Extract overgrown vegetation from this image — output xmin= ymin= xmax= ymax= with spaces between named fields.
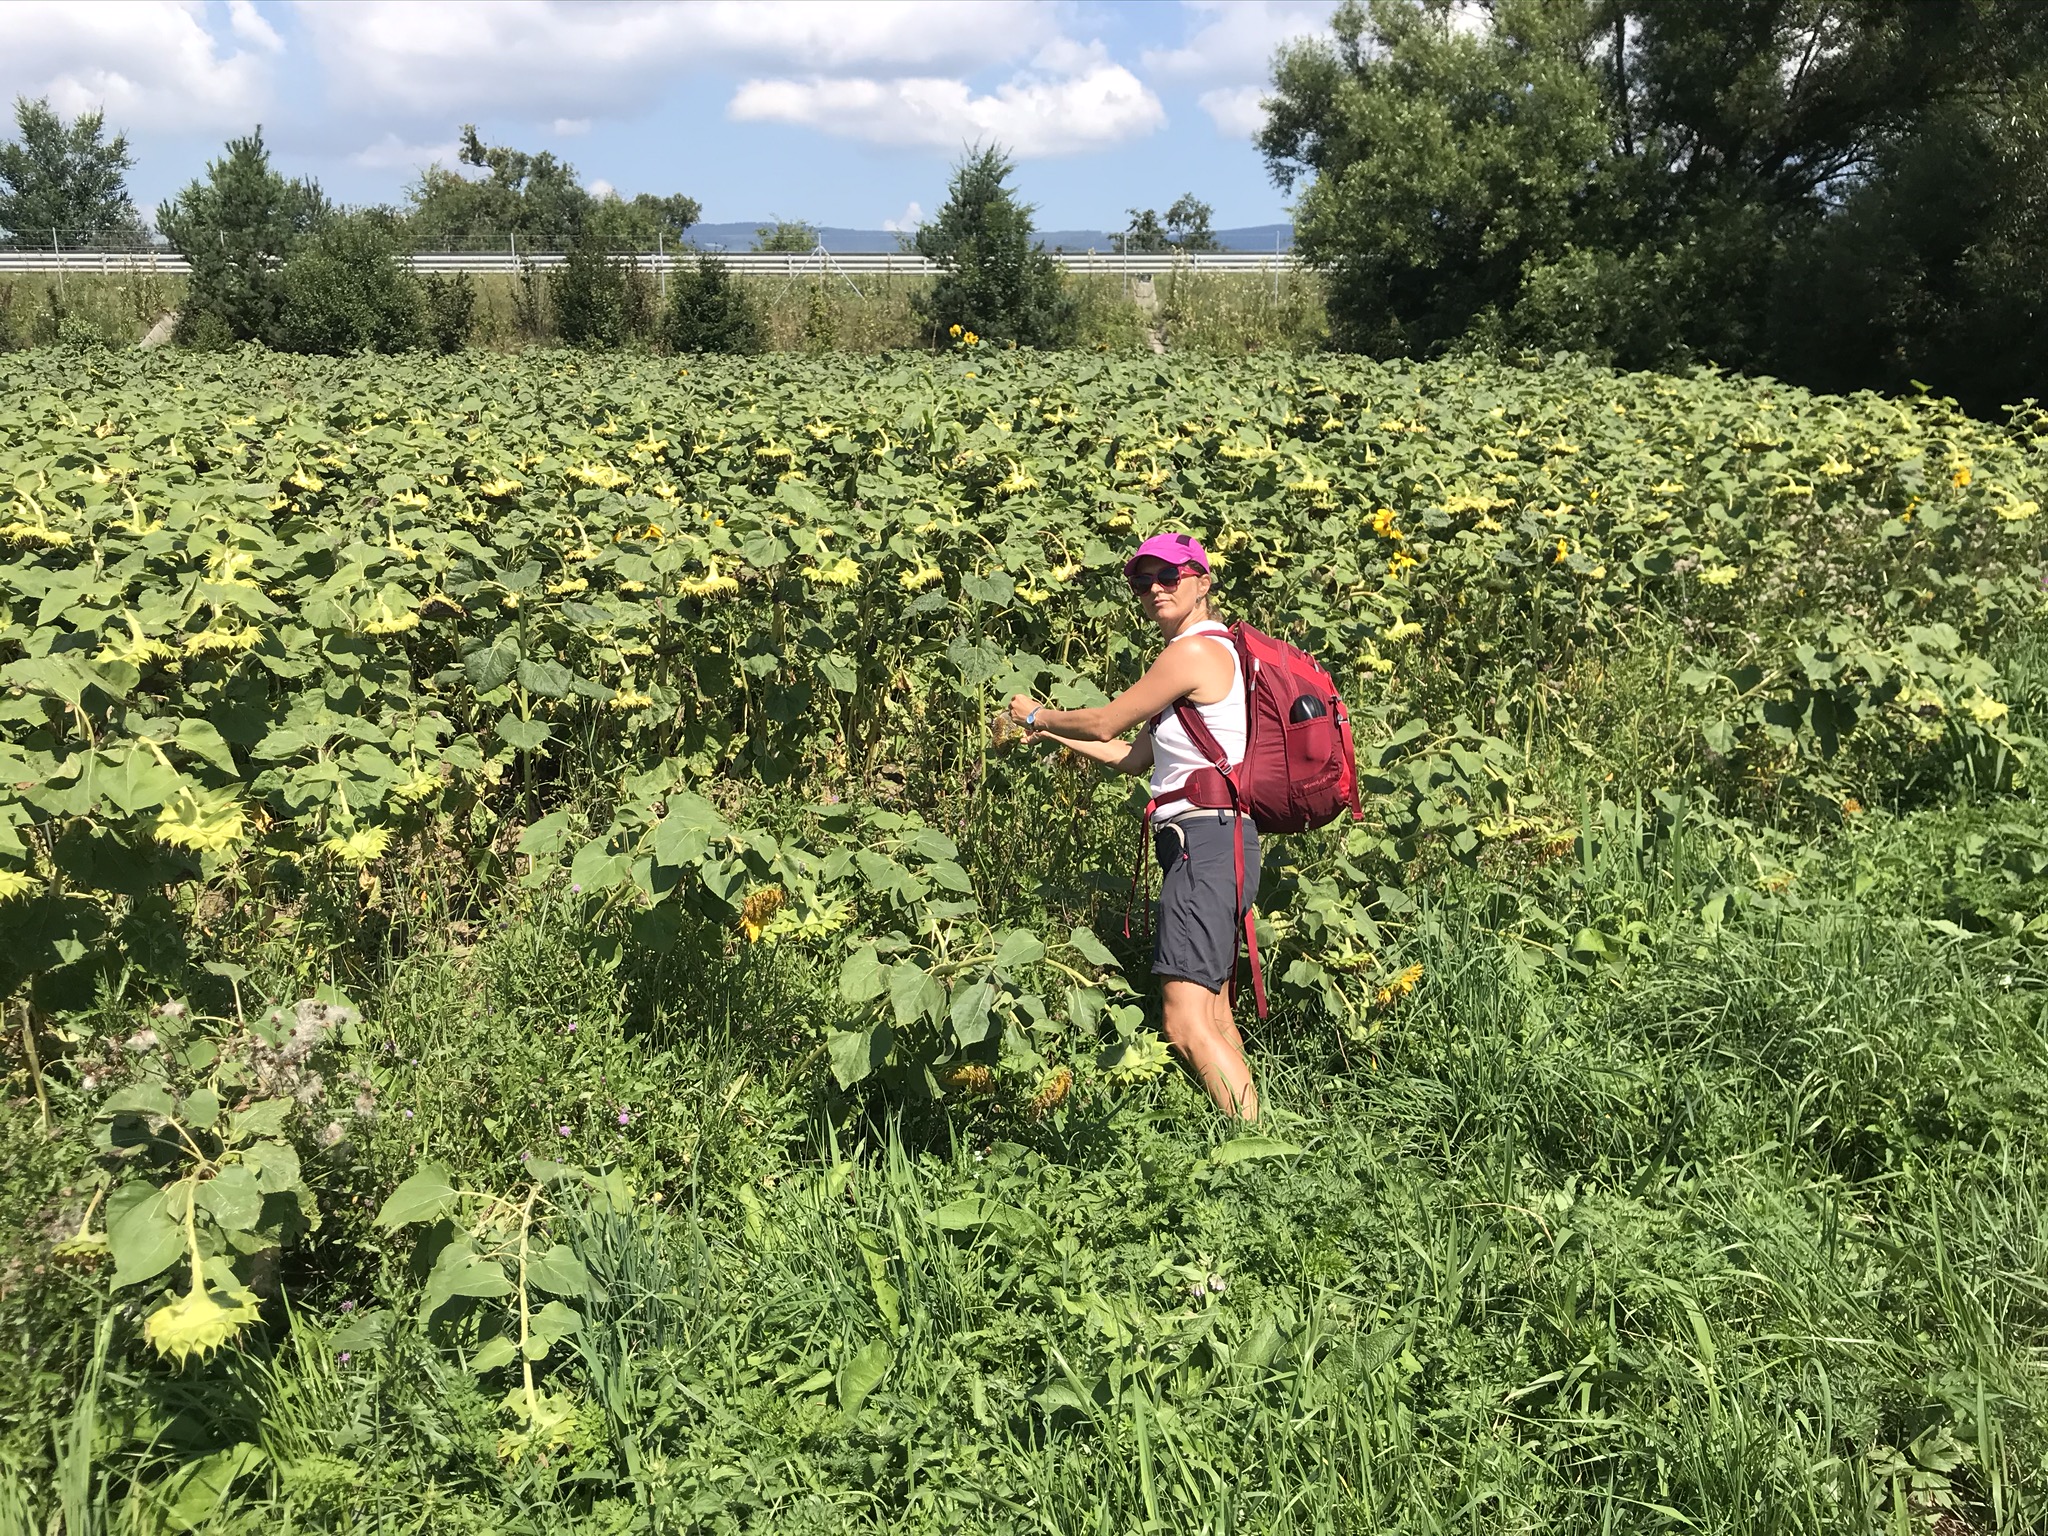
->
xmin=274 ymin=213 xmax=428 ymax=356
xmin=155 ymin=128 xmax=328 ymax=349
xmin=405 ymin=125 xmax=698 ymax=256
xmin=661 ymin=256 xmax=766 ymax=355
xmin=1263 ymin=0 xmax=2048 ymax=412
xmin=0 ymin=96 xmax=145 ymax=247
xmin=912 ymin=147 xmax=1077 ymax=349
xmin=1 ymin=347 xmax=2045 ymax=1530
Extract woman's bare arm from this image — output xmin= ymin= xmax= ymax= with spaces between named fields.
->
xmin=1010 ymin=634 xmax=1233 ymax=743
xmin=1031 ymin=725 xmax=1154 ymax=776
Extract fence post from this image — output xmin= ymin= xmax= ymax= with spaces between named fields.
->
xmin=53 ymin=228 xmax=63 ymax=299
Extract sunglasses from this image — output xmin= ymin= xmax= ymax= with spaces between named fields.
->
xmin=1127 ymin=562 xmax=1202 ymax=594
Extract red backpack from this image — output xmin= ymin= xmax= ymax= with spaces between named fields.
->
xmin=1129 ymin=622 xmax=1364 ymax=1017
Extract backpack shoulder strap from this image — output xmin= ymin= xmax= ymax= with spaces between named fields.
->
xmin=1171 ymin=698 xmax=1231 ymax=772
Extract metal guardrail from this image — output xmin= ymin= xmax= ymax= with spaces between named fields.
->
xmin=0 ymin=248 xmax=1298 ymax=277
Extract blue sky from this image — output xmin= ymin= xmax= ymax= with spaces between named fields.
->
xmin=4 ymin=1 xmax=1338 ymax=235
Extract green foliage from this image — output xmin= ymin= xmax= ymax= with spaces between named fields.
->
xmin=913 ymin=146 xmax=1077 ymax=348
xmin=4 ymin=348 xmax=2048 ymax=1530
xmin=752 ymin=220 xmax=819 ymax=253
xmin=0 ymin=345 xmax=2041 ymax=1034
xmin=157 ymin=128 xmax=328 ymax=346
xmin=586 ymin=190 xmax=700 ymax=253
xmin=406 ymin=125 xmax=699 ymax=254
xmin=662 ymin=255 xmax=766 ymax=353
xmin=275 ymin=212 xmax=426 ymax=355
xmin=0 ymin=96 xmax=144 ymax=244
xmin=1263 ymin=0 xmax=2048 ymax=411
xmin=1262 ymin=0 xmax=1611 ymax=357
xmin=421 ymin=272 xmax=477 ymax=353
xmin=1115 ymin=194 xmax=1222 ymax=254
xmin=549 ymin=228 xmax=647 ymax=350
xmin=88 ymin=996 xmax=355 ymax=1363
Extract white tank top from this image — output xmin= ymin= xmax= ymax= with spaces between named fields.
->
xmin=1149 ymin=620 xmax=1246 ymax=811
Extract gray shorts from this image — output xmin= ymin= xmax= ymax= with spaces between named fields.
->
xmin=1153 ymin=812 xmax=1261 ymax=993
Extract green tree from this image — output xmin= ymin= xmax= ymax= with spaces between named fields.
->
xmin=406 ymin=125 xmax=698 ymax=252
xmin=1165 ymin=195 xmax=1221 ymax=252
xmin=1113 ymin=209 xmax=1171 ymax=254
xmin=420 ymin=273 xmax=478 ymax=353
xmin=753 ymin=220 xmax=819 ymax=253
xmin=1114 ymin=195 xmax=1223 ymax=254
xmin=662 ymin=255 xmax=766 ymax=354
xmin=913 ymin=146 xmax=1076 ymax=348
xmin=275 ymin=211 xmax=426 ymax=354
xmin=551 ymin=225 xmax=659 ymax=349
xmin=593 ymin=192 xmax=699 ymax=250
xmin=0 ymin=97 xmax=144 ymax=245
xmin=1261 ymin=0 xmax=2048 ymax=408
xmin=1260 ymin=0 xmax=1610 ymax=357
xmin=157 ymin=128 xmax=328 ymax=346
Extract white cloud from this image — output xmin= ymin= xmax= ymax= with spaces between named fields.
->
xmin=586 ymin=177 xmax=615 ymax=198
xmin=0 ymin=0 xmax=274 ymax=134
xmin=1142 ymin=1 xmax=1335 ymax=85
xmin=729 ymin=61 xmax=1164 ymax=158
xmin=1198 ymin=85 xmax=1269 ymax=140
xmin=883 ymin=200 xmax=923 ymax=232
xmin=227 ymin=0 xmax=284 ymax=54
xmin=1448 ymin=2 xmax=1494 ymax=36
xmin=349 ymin=132 xmax=463 ymax=172
xmin=553 ymin=118 xmax=591 ymax=135
xmin=295 ymin=1 xmax=1060 ymax=126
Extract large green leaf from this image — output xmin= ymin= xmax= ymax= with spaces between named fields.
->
xmin=107 ymin=1181 xmax=184 ymax=1288
xmin=949 ymin=977 xmax=997 ymax=1048
xmin=420 ymin=1243 xmax=514 ymax=1323
xmin=992 ymin=929 xmax=1045 ymax=975
xmin=376 ymin=1163 xmax=456 ymax=1229
xmin=837 ymin=1337 xmax=894 ymax=1416
xmin=826 ymin=1025 xmax=890 ymax=1089
xmin=888 ymin=959 xmax=942 ymax=1028
xmin=196 ymin=1164 xmax=263 ymax=1233
xmin=525 ymin=1245 xmax=593 ymax=1299
xmin=464 ymin=637 xmax=521 ymax=692
xmin=1210 ymin=1136 xmax=1306 ymax=1167
xmin=838 ymin=944 xmax=886 ymax=1004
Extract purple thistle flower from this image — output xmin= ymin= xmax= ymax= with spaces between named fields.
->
xmin=617 ymin=1110 xmax=631 ymax=1125
xmin=338 ymin=1351 xmax=351 ymax=1364
xmin=403 ymin=1109 xmax=414 ymax=1120
xmin=340 ymin=1299 xmax=356 ymax=1313
xmin=558 ymin=1124 xmax=571 ymax=1137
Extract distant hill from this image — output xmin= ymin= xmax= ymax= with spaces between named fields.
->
xmin=682 ymin=222 xmax=1293 ymax=255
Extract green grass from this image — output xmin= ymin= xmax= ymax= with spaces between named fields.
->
xmin=6 ymin=780 xmax=2045 ymax=1533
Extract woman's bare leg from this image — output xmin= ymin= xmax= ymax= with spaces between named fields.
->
xmin=1161 ymin=978 xmax=1258 ymax=1121
xmin=1214 ymin=984 xmax=1247 ymax=1059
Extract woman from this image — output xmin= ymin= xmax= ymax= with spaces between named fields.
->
xmin=1007 ymin=532 xmax=1261 ymax=1121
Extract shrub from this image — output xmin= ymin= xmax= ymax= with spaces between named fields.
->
xmin=551 ymin=229 xmax=644 ymax=350
xmin=913 ymin=146 xmax=1076 ymax=349
xmin=157 ymin=128 xmax=327 ymax=347
xmin=422 ymin=273 xmax=477 ymax=353
xmin=275 ymin=213 xmax=425 ymax=354
xmin=662 ymin=255 xmax=765 ymax=354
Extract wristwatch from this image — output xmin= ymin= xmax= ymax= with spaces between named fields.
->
xmin=1026 ymin=707 xmax=1041 ymax=728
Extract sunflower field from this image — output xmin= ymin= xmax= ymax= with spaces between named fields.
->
xmin=3 ymin=346 xmax=2047 ymax=1533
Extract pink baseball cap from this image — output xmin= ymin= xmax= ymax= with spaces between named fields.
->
xmin=1123 ymin=531 xmax=1210 ymax=578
